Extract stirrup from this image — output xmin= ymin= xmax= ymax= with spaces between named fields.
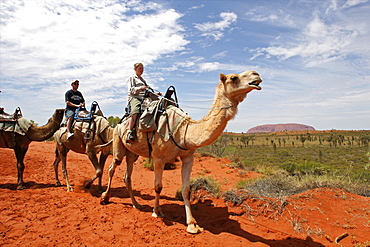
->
xmin=126 ymin=130 xmax=135 ymax=143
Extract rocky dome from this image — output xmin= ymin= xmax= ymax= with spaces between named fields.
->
xmin=247 ymin=123 xmax=315 ymax=133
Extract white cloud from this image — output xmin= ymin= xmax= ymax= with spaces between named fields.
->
xmin=245 ymin=8 xmax=295 ymax=28
xmin=342 ymin=0 xmax=369 ymax=8
xmin=0 ymin=0 xmax=189 ymax=122
xmin=194 ymin=12 xmax=237 ymax=40
xmin=252 ymin=14 xmax=360 ymax=67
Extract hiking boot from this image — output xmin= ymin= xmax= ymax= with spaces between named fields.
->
xmin=67 ymin=132 xmax=74 ymax=140
xmin=126 ymin=130 xmax=135 ymax=143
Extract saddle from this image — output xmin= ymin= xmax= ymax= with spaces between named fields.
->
xmin=0 ymin=107 xmax=23 ymax=122
xmin=73 ymin=101 xmax=103 ymax=140
xmin=129 ymin=86 xmax=179 ymax=133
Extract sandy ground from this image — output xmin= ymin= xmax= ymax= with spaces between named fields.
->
xmin=1 ymin=141 xmax=369 ymax=247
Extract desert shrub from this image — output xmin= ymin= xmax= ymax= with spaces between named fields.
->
xmin=143 ymin=159 xmax=176 ymax=171
xmin=279 ymin=161 xmax=330 ymax=176
xmin=237 ymin=172 xmax=370 ymax=198
xmin=175 ymin=176 xmax=221 ymax=201
xmin=280 ymin=162 xmax=298 ymax=174
xmin=223 ymin=189 xmax=248 ymax=205
xmin=143 ymin=158 xmax=154 ymax=170
xmin=241 ymin=176 xmax=300 ymax=198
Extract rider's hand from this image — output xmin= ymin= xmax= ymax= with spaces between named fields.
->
xmin=141 ymin=86 xmax=148 ymax=91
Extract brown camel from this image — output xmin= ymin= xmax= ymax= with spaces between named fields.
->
xmin=53 ymin=116 xmax=114 ymax=193
xmin=0 ymin=109 xmax=65 ymax=189
xmin=101 ymin=70 xmax=262 ymax=233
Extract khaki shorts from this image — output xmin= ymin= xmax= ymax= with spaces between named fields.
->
xmin=129 ymin=98 xmax=141 ymax=115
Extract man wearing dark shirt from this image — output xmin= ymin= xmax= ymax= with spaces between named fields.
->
xmin=65 ymin=80 xmax=85 ymax=139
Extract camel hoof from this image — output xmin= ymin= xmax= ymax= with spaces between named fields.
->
xmin=55 ymin=182 xmax=62 ymax=187
xmin=84 ymin=181 xmax=92 ymax=189
xmin=152 ymin=211 xmax=164 ymax=218
xmin=186 ymin=224 xmax=203 ymax=234
xmin=100 ymin=193 xmax=110 ymax=205
xmin=17 ymin=185 xmax=26 ymax=190
xmin=133 ymin=203 xmax=144 ymax=209
xmin=67 ymin=186 xmax=74 ymax=192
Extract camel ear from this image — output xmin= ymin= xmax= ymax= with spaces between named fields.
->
xmin=220 ymin=73 xmax=227 ymax=83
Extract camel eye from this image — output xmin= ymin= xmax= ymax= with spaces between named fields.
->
xmin=230 ymin=76 xmax=239 ymax=84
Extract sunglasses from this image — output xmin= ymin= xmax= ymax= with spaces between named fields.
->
xmin=73 ymin=83 xmax=79 ymax=85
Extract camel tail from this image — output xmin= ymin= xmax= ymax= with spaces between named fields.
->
xmin=94 ymin=139 xmax=113 ymax=153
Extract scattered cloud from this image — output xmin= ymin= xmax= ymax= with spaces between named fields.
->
xmin=251 ymin=14 xmax=359 ymax=67
xmin=194 ymin=12 xmax=237 ymax=40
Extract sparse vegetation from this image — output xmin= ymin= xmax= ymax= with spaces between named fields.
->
xmin=176 ymin=176 xmax=221 ymax=201
xmin=199 ymin=130 xmax=370 ymax=197
xmin=143 ymin=158 xmax=176 ymax=171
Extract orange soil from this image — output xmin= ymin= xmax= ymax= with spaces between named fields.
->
xmin=1 ymin=141 xmax=369 ymax=247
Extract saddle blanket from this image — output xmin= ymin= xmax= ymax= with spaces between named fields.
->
xmin=118 ymin=105 xmax=189 ymax=141
xmin=55 ymin=116 xmax=109 ymax=145
xmin=0 ymin=117 xmax=32 ymax=135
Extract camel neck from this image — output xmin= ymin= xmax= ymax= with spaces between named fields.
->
xmin=184 ymin=86 xmax=239 ymax=149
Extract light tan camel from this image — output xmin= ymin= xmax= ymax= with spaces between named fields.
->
xmin=101 ymin=70 xmax=262 ymax=233
xmin=53 ymin=116 xmax=114 ymax=193
xmin=0 ymin=109 xmax=65 ymax=189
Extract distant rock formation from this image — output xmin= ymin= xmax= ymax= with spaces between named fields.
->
xmin=247 ymin=123 xmax=315 ymax=133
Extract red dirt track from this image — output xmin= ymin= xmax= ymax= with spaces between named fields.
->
xmin=1 ymin=141 xmax=369 ymax=246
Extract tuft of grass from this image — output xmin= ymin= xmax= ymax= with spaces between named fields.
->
xmin=175 ymin=176 xmax=221 ymax=201
xmin=143 ymin=158 xmax=154 ymax=170
xmin=143 ymin=158 xmax=176 ymax=171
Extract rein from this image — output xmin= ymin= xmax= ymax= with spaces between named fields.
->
xmin=163 ymin=98 xmax=233 ymax=110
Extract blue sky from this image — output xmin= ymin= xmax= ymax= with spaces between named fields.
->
xmin=1 ymin=0 xmax=369 ymax=132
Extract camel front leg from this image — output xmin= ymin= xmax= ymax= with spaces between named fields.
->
xmin=181 ymin=154 xmax=203 ymax=234
xmin=96 ymin=152 xmax=109 ymax=193
xmin=85 ymin=150 xmax=103 ymax=192
xmin=124 ymin=151 xmax=142 ymax=209
xmin=14 ymin=144 xmax=27 ymax=190
xmin=152 ymin=159 xmax=165 ymax=218
xmin=100 ymin=158 xmax=121 ymax=205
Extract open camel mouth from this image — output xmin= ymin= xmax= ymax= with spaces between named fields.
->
xmin=249 ymin=79 xmax=262 ymax=90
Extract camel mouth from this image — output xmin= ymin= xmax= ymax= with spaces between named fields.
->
xmin=249 ymin=79 xmax=262 ymax=90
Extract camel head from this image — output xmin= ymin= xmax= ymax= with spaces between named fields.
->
xmin=220 ymin=70 xmax=262 ymax=102
xmin=53 ymin=109 xmax=65 ymax=125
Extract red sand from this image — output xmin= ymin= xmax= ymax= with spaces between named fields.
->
xmin=1 ymin=141 xmax=369 ymax=246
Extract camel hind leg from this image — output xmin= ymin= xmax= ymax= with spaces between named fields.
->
xmin=14 ymin=143 xmax=27 ymax=190
xmin=58 ymin=146 xmax=73 ymax=192
xmin=152 ymin=158 xmax=165 ymax=218
xmin=124 ymin=151 xmax=141 ymax=208
xmin=52 ymin=147 xmax=62 ymax=186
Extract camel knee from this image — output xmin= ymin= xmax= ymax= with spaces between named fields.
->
xmin=154 ymin=185 xmax=162 ymax=194
xmin=96 ymin=168 xmax=103 ymax=177
xmin=183 ymin=190 xmax=191 ymax=201
xmin=124 ymin=175 xmax=131 ymax=184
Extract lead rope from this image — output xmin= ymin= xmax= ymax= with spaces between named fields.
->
xmin=165 ymin=110 xmax=188 ymax=151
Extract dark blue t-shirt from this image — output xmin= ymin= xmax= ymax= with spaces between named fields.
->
xmin=65 ymin=89 xmax=85 ymax=111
